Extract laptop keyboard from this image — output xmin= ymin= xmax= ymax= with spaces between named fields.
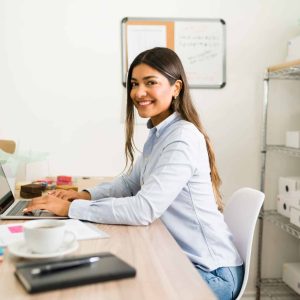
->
xmin=7 ymin=201 xmax=40 ymax=216
xmin=7 ymin=201 xmax=56 ymax=217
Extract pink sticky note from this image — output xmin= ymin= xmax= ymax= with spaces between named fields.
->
xmin=8 ymin=225 xmax=24 ymax=234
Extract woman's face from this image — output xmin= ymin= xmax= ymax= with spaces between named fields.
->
xmin=130 ymin=63 xmax=181 ymax=126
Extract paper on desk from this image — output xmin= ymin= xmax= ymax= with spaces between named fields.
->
xmin=66 ymin=219 xmax=109 ymax=240
xmin=0 ymin=219 xmax=109 ymax=247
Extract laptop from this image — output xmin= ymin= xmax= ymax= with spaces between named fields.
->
xmin=0 ymin=163 xmax=67 ymax=219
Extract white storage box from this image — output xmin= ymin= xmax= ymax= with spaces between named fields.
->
xmin=279 ymin=177 xmax=300 ymax=194
xmin=290 ymin=207 xmax=300 ymax=228
xmin=286 ymin=131 xmax=300 ymax=148
xmin=286 ymin=35 xmax=300 ymax=61
xmin=288 ymin=191 xmax=300 ymax=210
xmin=277 ymin=194 xmax=292 ymax=218
xmin=283 ymin=262 xmax=300 ymax=295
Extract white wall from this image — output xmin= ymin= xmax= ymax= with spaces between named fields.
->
xmin=1 ymin=0 xmax=300 ymax=295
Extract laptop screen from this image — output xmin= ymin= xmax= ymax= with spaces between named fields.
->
xmin=0 ymin=164 xmax=15 ymax=213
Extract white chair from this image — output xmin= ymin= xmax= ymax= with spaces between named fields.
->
xmin=223 ymin=187 xmax=265 ymax=300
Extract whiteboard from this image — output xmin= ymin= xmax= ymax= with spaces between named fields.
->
xmin=121 ymin=18 xmax=226 ymax=89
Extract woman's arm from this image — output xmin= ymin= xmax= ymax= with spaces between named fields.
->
xmin=69 ymin=130 xmax=203 ymax=225
xmin=24 ymin=156 xmax=143 ymax=216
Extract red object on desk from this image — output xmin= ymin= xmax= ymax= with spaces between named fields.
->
xmin=56 ymin=175 xmax=72 ymax=185
xmin=57 ymin=176 xmax=72 ymax=182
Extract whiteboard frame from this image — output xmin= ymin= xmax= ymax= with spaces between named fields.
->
xmin=121 ymin=17 xmax=226 ymax=89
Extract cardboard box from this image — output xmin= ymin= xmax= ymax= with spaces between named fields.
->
xmin=283 ymin=262 xmax=300 ymax=294
xmin=279 ymin=177 xmax=300 ymax=194
xmin=286 ymin=131 xmax=300 ymax=148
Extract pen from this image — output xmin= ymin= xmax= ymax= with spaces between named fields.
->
xmin=30 ymin=256 xmax=100 ymax=276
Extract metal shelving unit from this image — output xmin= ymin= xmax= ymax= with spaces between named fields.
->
xmin=260 ymin=278 xmax=300 ymax=299
xmin=263 ymin=210 xmax=300 ymax=239
xmin=267 ymin=60 xmax=300 ymax=79
xmin=257 ymin=59 xmax=300 ymax=300
xmin=266 ymin=145 xmax=300 ymax=158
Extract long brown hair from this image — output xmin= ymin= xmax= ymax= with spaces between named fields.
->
xmin=125 ymin=47 xmax=223 ymax=211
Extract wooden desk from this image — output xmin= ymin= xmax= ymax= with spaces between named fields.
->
xmin=0 ymin=178 xmax=216 ymax=299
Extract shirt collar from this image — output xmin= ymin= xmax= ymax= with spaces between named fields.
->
xmin=146 ymin=112 xmax=181 ymax=137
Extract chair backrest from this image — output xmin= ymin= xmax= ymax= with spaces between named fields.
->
xmin=0 ymin=140 xmax=16 ymax=154
xmin=223 ymin=187 xmax=264 ymax=300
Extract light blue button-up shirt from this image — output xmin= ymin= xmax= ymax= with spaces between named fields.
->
xmin=69 ymin=112 xmax=243 ymax=271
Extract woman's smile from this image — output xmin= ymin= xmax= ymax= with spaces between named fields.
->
xmin=137 ymin=100 xmax=153 ymax=105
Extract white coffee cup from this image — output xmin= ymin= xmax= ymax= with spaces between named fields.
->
xmin=23 ymin=219 xmax=75 ymax=254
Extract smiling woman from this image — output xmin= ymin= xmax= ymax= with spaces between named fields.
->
xmin=25 ymin=47 xmax=244 ymax=300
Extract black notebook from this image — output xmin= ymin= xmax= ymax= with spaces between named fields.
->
xmin=15 ymin=252 xmax=136 ymax=294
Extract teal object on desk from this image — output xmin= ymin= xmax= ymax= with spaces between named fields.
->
xmin=0 ymin=247 xmax=4 ymax=262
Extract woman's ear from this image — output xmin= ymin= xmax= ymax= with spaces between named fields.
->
xmin=173 ymin=80 xmax=183 ymax=97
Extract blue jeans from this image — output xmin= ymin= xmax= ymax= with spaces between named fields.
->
xmin=195 ymin=265 xmax=244 ymax=300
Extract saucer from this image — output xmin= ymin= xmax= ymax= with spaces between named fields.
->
xmin=8 ymin=239 xmax=79 ymax=259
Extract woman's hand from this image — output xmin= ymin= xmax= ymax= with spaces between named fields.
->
xmin=23 ymin=194 xmax=71 ymax=217
xmin=47 ymin=189 xmax=91 ymax=201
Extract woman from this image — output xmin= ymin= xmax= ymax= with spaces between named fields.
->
xmin=25 ymin=47 xmax=244 ymax=300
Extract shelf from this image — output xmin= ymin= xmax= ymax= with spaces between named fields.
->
xmin=267 ymin=59 xmax=300 ymax=80
xmin=260 ymin=278 xmax=300 ymax=299
xmin=266 ymin=145 xmax=300 ymax=158
xmin=259 ymin=60 xmax=300 ymax=300
xmin=263 ymin=210 xmax=300 ymax=239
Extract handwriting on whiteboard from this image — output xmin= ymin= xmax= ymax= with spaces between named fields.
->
xmin=175 ymin=22 xmax=223 ymax=85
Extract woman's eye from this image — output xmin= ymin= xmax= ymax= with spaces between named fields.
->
xmin=131 ymin=82 xmax=138 ymax=87
xmin=146 ymin=81 xmax=157 ymax=86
